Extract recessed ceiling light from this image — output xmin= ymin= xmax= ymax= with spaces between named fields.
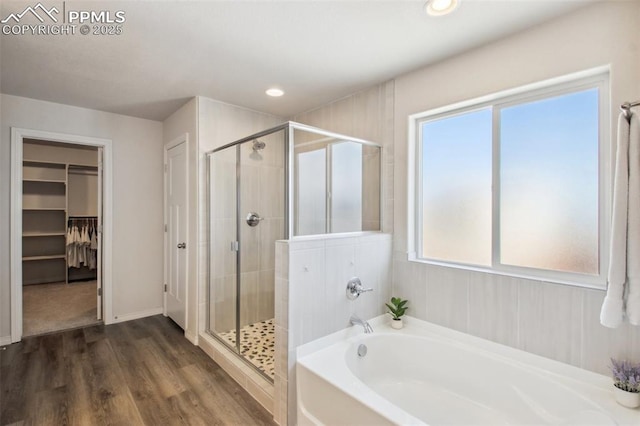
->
xmin=425 ymin=0 xmax=459 ymax=16
xmin=266 ymin=88 xmax=284 ymax=97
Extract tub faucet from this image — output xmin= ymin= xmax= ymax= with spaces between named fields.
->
xmin=350 ymin=315 xmax=374 ymax=334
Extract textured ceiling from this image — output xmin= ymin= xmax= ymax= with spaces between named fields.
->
xmin=0 ymin=0 xmax=594 ymax=121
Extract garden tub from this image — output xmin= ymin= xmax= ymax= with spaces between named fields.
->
xmin=296 ymin=316 xmax=639 ymax=425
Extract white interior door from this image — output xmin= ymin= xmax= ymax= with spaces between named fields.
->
xmin=166 ymin=141 xmax=187 ymax=329
xmin=97 ymin=148 xmax=103 ymax=320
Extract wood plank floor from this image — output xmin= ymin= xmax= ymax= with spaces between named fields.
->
xmin=0 ymin=315 xmax=275 ymax=426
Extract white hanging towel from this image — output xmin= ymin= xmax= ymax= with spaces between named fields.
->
xmin=627 ymin=113 xmax=640 ymax=325
xmin=601 ymin=112 xmax=640 ymax=327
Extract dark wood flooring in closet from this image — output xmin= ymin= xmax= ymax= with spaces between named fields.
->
xmin=0 ymin=315 xmax=275 ymax=426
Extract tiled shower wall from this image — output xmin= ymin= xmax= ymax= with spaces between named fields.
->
xmin=274 ymin=233 xmax=392 ymax=426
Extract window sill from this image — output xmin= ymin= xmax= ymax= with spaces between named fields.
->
xmin=406 ymin=252 xmax=606 ymax=291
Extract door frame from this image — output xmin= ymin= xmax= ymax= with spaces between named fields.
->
xmin=10 ymin=127 xmax=113 ymax=343
xmin=163 ymin=133 xmax=189 ymax=331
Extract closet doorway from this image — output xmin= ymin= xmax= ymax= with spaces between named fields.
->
xmin=10 ymin=128 xmax=113 ymax=342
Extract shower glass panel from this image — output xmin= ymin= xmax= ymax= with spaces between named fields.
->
xmin=330 ymin=141 xmax=363 ymax=233
xmin=237 ymin=131 xmax=283 ymax=379
xmin=295 ymin=148 xmax=326 ymax=235
xmin=208 ymin=146 xmax=238 ymax=348
xmin=207 ymin=127 xmax=286 ymax=382
xmin=293 ymin=128 xmax=381 ymax=236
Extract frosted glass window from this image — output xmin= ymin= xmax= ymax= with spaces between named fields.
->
xmin=421 ymin=109 xmax=492 ymax=266
xmin=412 ymin=74 xmax=607 ymax=286
xmin=330 ymin=142 xmax=363 ymax=233
xmin=295 ymin=149 xmax=327 ymax=235
xmin=500 ymin=89 xmax=599 ymax=274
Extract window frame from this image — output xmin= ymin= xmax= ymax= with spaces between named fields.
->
xmin=407 ymin=68 xmax=610 ymax=289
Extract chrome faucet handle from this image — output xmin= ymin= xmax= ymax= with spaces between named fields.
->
xmin=346 ymin=277 xmax=373 ymax=300
xmin=246 ymin=212 xmax=264 ymax=227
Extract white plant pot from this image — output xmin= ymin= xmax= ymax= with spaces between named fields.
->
xmin=391 ymin=318 xmax=403 ymax=329
xmin=614 ymin=386 xmax=640 ymax=408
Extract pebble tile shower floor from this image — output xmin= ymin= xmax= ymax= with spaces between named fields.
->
xmin=218 ymin=318 xmax=275 ymax=379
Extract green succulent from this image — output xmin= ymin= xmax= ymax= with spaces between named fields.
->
xmin=386 ymin=297 xmax=408 ymax=320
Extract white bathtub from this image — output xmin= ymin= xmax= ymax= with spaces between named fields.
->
xmin=296 ymin=317 xmax=640 ymax=425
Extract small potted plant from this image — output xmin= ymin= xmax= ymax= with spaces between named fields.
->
xmin=386 ymin=297 xmax=408 ymax=329
xmin=609 ymin=358 xmax=640 ymax=408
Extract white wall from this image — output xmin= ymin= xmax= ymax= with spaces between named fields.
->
xmin=163 ymin=98 xmax=198 ymax=342
xmin=393 ymin=1 xmax=640 ymax=375
xmin=0 ymin=94 xmax=164 ymax=339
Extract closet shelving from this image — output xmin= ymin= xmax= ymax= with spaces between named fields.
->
xmin=22 ymin=160 xmax=67 ymax=284
xmin=22 ymin=157 xmax=98 ymax=285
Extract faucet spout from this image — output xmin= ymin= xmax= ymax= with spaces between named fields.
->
xmin=350 ymin=315 xmax=374 ymax=334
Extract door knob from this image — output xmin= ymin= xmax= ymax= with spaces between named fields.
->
xmin=177 ymin=243 xmax=186 ymax=249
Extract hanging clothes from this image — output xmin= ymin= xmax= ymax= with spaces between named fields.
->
xmin=66 ymin=223 xmax=77 ymax=267
xmin=66 ymin=217 xmax=98 ymax=270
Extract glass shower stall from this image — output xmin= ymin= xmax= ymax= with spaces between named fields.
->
xmin=206 ymin=122 xmax=381 ymax=381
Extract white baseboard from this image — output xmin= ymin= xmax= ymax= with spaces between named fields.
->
xmin=111 ymin=307 xmax=164 ymax=324
xmin=0 ymin=335 xmax=11 ymax=346
xmin=185 ymin=329 xmax=198 ymax=345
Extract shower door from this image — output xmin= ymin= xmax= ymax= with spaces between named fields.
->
xmin=209 ymin=145 xmax=238 ymax=352
xmin=208 ymin=128 xmax=286 ymax=382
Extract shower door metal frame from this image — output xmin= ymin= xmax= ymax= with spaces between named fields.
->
xmin=233 ymin=144 xmax=241 ymax=354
